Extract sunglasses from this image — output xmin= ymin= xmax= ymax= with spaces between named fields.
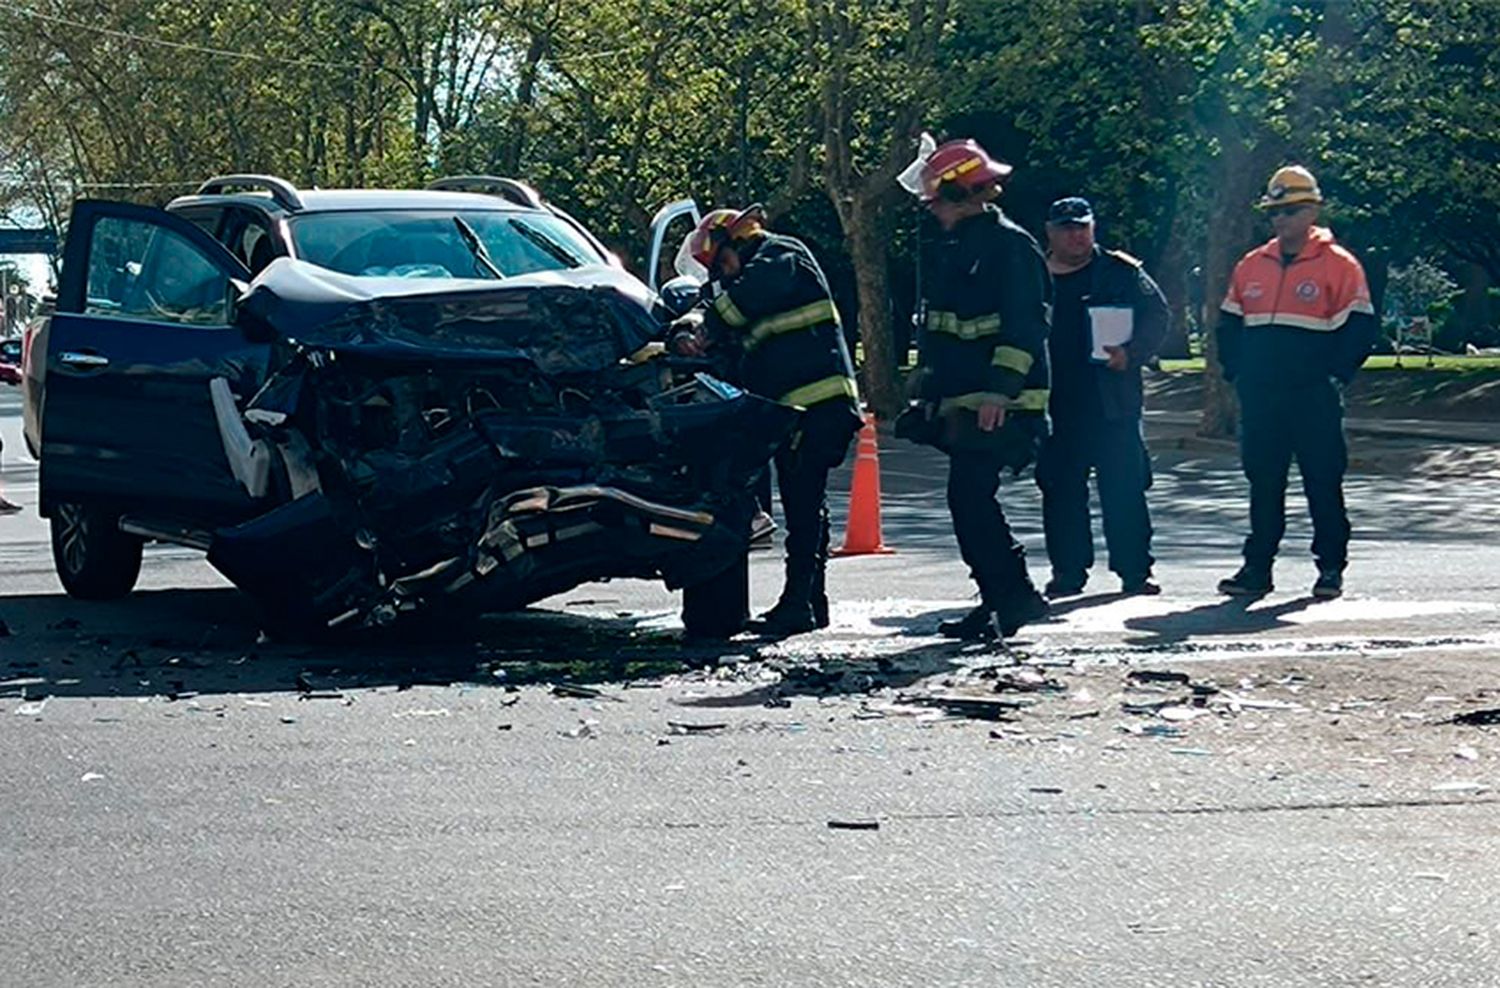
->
xmin=1266 ymin=204 xmax=1311 ymax=218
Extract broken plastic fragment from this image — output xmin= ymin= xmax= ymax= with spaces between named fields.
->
xmin=667 ymin=720 xmax=727 ymax=735
xmin=1430 ymin=781 xmax=1487 ymax=793
xmin=1127 ymin=669 xmax=1191 ymax=686
xmin=827 ymin=819 xmax=880 ymax=831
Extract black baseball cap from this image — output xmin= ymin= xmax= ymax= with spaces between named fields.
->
xmin=1047 ymin=196 xmax=1094 ymax=226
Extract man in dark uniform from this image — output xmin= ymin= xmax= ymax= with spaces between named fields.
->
xmin=671 ymin=206 xmax=862 ymax=636
xmin=897 ymin=137 xmax=1052 ymax=641
xmin=1035 ymin=197 xmax=1169 ymax=598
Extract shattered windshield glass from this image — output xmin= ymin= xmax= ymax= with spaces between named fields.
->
xmin=289 ymin=209 xmax=603 ymax=279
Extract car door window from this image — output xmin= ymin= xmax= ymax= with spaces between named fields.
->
xmin=84 ymin=216 xmax=233 ymax=327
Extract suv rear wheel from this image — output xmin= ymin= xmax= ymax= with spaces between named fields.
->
xmin=50 ymin=503 xmax=144 ymax=599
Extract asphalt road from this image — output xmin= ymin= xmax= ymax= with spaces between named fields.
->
xmin=4 ymin=387 xmax=1500 ymax=987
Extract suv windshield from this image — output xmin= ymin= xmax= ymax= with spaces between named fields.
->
xmin=289 ymin=209 xmax=604 ymax=279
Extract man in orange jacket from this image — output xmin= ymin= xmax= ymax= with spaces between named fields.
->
xmin=1216 ymin=165 xmax=1376 ymax=599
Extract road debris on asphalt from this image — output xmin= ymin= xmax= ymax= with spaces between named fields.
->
xmin=902 ymin=694 xmax=1030 ymax=721
xmin=1127 ymin=669 xmax=1192 ymax=686
xmin=667 ymin=720 xmax=727 ymax=735
xmin=1430 ymin=781 xmax=1488 ymax=794
xmin=552 ymin=683 xmax=606 ymax=700
xmin=827 ymin=819 xmax=880 ymax=831
xmin=1451 ymin=708 xmax=1500 ymax=727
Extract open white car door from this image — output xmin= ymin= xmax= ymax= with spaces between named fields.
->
xmin=646 ymin=199 xmax=701 ymax=293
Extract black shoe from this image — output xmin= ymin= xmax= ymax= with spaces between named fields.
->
xmin=748 ymin=600 xmax=818 ymax=637
xmin=1218 ymin=566 xmax=1273 ymax=597
xmin=811 ymin=573 xmax=830 ymax=629
xmin=1043 ymin=576 xmax=1086 ymax=600
xmin=1122 ymin=577 xmax=1162 ymax=596
xmin=996 ymin=590 xmax=1050 ymax=638
xmin=1312 ymin=568 xmax=1343 ymax=599
xmin=938 ymin=605 xmax=997 ymax=641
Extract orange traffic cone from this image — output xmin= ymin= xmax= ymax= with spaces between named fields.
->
xmin=833 ymin=412 xmax=895 ymax=556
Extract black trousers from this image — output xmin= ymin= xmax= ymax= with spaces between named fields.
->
xmin=1036 ymin=415 xmax=1154 ymax=585
xmin=946 ymin=449 xmax=1032 ymax=607
xmin=1238 ymin=380 xmax=1350 ymax=571
xmin=774 ymin=441 xmax=833 ymax=576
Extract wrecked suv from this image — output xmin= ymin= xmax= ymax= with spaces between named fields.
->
xmin=24 ymin=176 xmax=787 ymax=632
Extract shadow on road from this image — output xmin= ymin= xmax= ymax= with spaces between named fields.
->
xmin=1123 ymin=595 xmax=1323 ymax=646
xmin=0 ymin=588 xmax=778 ymax=700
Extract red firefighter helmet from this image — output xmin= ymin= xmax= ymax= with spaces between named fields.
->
xmin=918 ymin=139 xmax=1012 ymax=202
xmin=681 ymin=204 xmax=766 ymax=274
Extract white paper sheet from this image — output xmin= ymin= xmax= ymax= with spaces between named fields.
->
xmin=1088 ymin=305 xmax=1134 ymax=362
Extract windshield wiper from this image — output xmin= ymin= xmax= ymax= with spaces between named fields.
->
xmin=453 ymin=216 xmax=505 ymax=279
xmin=507 ymin=218 xmax=581 ymax=269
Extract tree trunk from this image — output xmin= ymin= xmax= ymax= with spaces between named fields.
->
xmin=1198 ymin=141 xmax=1270 ymax=438
xmin=1457 ymin=261 xmax=1494 ymax=345
xmin=845 ymin=197 xmax=901 ymax=418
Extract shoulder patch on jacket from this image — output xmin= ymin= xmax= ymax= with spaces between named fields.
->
xmin=1106 ymin=248 xmax=1142 ymax=268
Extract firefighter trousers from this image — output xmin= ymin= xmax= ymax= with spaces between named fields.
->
xmin=946 ymin=448 xmax=1034 ymax=608
xmin=1238 ymin=380 xmax=1350 ymax=572
xmin=1036 ymin=416 xmax=1155 ymax=586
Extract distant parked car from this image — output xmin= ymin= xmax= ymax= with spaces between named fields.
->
xmin=0 ymin=337 xmax=22 ymax=386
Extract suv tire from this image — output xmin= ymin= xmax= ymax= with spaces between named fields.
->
xmin=50 ymin=503 xmax=144 ymax=600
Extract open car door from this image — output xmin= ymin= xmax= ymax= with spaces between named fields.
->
xmin=646 ymin=198 xmax=701 ymax=293
xmin=41 ymin=200 xmax=266 ymax=526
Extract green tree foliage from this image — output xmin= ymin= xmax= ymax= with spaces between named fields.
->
xmin=2 ymin=0 xmax=1496 ymax=420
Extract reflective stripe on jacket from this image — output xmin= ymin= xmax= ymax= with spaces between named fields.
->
xmin=1218 ymin=226 xmax=1375 ymax=390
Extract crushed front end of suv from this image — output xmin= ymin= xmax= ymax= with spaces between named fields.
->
xmin=26 ymin=190 xmax=789 ymax=632
xmin=215 ymin=262 xmax=792 ymax=630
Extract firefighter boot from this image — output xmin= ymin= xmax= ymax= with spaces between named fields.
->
xmin=749 ymin=561 xmax=818 ymax=637
xmin=810 ymin=564 xmax=830 ymax=629
xmin=938 ymin=605 xmax=998 ymax=641
xmin=995 ymin=587 xmax=1051 ymax=638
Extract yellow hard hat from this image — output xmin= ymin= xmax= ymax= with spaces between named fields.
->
xmin=1258 ymin=165 xmax=1323 ymax=209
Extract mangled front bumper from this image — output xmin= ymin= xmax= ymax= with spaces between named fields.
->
xmin=205 ymin=266 xmax=795 ymax=629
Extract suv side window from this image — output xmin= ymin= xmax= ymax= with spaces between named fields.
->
xmin=84 ymin=216 xmax=233 ymax=327
xmin=220 ymin=206 xmax=280 ymax=276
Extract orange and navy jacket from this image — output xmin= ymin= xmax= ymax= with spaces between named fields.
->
xmin=1217 ymin=226 xmax=1375 ymax=390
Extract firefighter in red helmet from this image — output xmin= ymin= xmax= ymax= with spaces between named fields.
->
xmin=670 ymin=205 xmax=861 ymax=637
xmin=895 ymin=136 xmax=1052 ymax=640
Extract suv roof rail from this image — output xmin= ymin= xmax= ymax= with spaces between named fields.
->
xmin=426 ymin=175 xmax=544 ymax=210
xmin=196 ymin=174 xmax=304 ymax=211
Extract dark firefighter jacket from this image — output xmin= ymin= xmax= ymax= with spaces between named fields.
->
xmin=700 ymin=232 xmax=860 ymax=419
xmin=1048 ymin=246 xmax=1170 ymax=423
xmin=916 ymin=205 xmax=1052 ymax=416
xmin=1217 ymin=226 xmax=1376 ymax=393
